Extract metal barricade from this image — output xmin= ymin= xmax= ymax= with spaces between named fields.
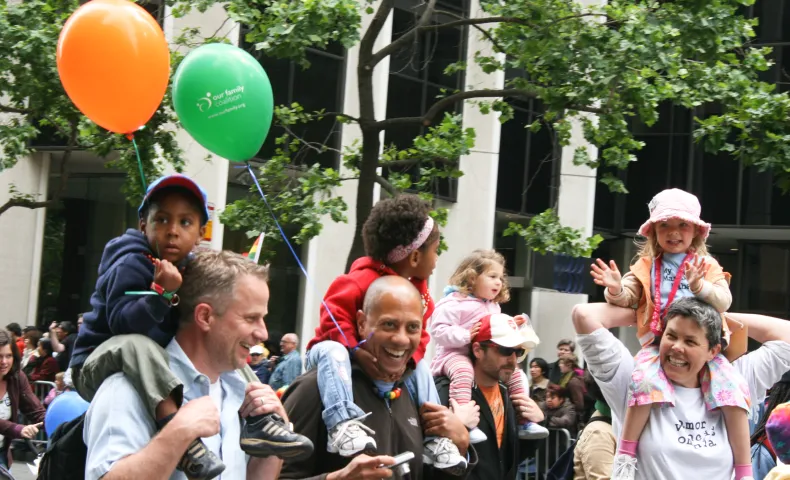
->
xmin=30 ymin=381 xmax=55 ymax=444
xmin=33 ymin=380 xmax=56 ymax=405
xmin=517 ymin=428 xmax=574 ymax=480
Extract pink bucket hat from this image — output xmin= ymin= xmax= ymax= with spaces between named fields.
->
xmin=638 ymin=188 xmax=711 ymax=239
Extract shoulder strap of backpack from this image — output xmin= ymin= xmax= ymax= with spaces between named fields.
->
xmin=586 ymin=416 xmax=612 ymax=426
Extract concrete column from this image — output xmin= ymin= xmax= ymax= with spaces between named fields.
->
xmin=296 ymin=3 xmax=394 ymax=354
xmin=163 ymin=4 xmax=239 ymax=251
xmin=0 ymin=152 xmax=50 ymax=326
xmin=529 ymin=117 xmax=598 ymax=363
xmin=424 ymin=0 xmax=505 ymax=362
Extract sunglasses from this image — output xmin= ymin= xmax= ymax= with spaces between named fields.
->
xmin=250 ymin=353 xmax=262 ymax=357
xmin=482 ymin=341 xmax=525 ymax=358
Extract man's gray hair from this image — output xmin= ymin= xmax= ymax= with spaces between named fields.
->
xmin=557 ymin=338 xmax=576 ymax=352
xmin=664 ymin=297 xmax=722 ymax=348
xmin=178 ymin=250 xmax=269 ymax=322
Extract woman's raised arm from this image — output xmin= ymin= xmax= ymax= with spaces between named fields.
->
xmin=572 ymin=303 xmax=637 ymax=335
xmin=727 ymin=313 xmax=790 ymax=344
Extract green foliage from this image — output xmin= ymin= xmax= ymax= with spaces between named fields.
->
xmin=0 ymin=0 xmax=185 ymax=208
xmin=218 ymin=130 xmax=347 ymax=262
xmin=504 ymin=209 xmax=604 ymax=258
xmin=224 ymin=0 xmax=363 ymax=68
xmin=483 ymin=0 xmax=790 ymax=193
xmin=7 ymin=0 xmax=790 ymax=263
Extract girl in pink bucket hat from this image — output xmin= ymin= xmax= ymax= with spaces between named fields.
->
xmin=589 ymin=188 xmax=752 ymax=480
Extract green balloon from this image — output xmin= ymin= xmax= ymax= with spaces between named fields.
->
xmin=172 ymin=43 xmax=273 ymax=162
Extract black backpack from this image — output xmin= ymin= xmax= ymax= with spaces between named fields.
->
xmin=36 ymin=413 xmax=87 ymax=480
xmin=545 ymin=416 xmax=612 ymax=480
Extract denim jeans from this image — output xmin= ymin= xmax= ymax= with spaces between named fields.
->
xmin=404 ymin=359 xmax=441 ymax=407
xmin=306 ymin=341 xmax=366 ymax=431
xmin=405 ymin=359 xmax=440 ymax=443
xmin=307 ymin=340 xmax=440 ymax=443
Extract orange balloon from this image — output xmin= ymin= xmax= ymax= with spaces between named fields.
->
xmin=57 ymin=0 xmax=170 ymax=134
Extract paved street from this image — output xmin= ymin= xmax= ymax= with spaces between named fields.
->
xmin=9 ymin=463 xmax=36 ymax=480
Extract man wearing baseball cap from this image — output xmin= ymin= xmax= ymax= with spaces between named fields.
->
xmin=436 ymin=313 xmax=545 ymax=480
xmin=249 ymin=345 xmax=272 ymax=384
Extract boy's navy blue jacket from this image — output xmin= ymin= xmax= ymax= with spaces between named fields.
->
xmin=70 ymin=229 xmax=179 ymax=368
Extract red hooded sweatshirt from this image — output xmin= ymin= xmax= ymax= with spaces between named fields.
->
xmin=307 ymin=257 xmax=434 ymax=363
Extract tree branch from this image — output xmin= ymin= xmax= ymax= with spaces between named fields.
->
xmin=372 ymin=11 xmax=609 ymax=66
xmin=316 ymin=112 xmax=361 ymax=124
xmin=0 ymin=104 xmax=31 ymax=115
xmin=0 ymin=126 xmax=78 ymax=216
xmin=374 ymin=174 xmax=399 ymax=197
xmin=370 ymin=0 xmax=439 ymax=67
xmin=373 ymin=88 xmax=604 ymax=129
xmin=281 ymin=124 xmax=343 ymax=157
xmin=380 ymin=156 xmax=456 ymax=168
xmin=359 ymin=0 xmax=395 ymax=61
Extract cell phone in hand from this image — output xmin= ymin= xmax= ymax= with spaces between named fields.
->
xmin=384 ymin=451 xmax=414 ymax=469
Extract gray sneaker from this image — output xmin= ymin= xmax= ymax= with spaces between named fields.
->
xmin=423 ymin=437 xmax=467 ymax=476
xmin=327 ymin=416 xmax=378 ymax=457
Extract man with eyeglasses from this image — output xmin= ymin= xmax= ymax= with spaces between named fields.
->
xmin=269 ymin=333 xmax=302 ymax=390
xmin=436 ymin=313 xmax=544 ymax=480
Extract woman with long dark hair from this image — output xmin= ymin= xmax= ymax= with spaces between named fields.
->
xmin=751 ymin=374 xmax=790 ymax=479
xmin=0 ymin=329 xmax=46 ymax=469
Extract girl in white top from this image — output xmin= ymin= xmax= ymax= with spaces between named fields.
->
xmin=572 ymin=299 xmax=790 ymax=480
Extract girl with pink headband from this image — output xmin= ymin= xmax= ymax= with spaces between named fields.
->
xmin=305 ymin=194 xmax=468 ymax=473
xmin=590 ymin=188 xmax=751 ymax=480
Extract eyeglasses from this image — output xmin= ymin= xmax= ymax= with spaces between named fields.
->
xmin=250 ymin=353 xmax=262 ymax=357
xmin=481 ymin=341 xmax=525 ymax=358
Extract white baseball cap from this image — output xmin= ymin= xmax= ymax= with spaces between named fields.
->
xmin=474 ymin=313 xmax=528 ymax=348
xmin=250 ymin=345 xmax=264 ymax=355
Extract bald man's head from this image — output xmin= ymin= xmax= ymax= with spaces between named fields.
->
xmin=356 ymin=276 xmax=423 ymax=381
xmin=362 ymin=276 xmax=421 ymax=316
xmin=280 ymin=333 xmax=299 ymax=354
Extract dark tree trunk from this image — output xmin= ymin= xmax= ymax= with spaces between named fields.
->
xmin=345 ymin=129 xmax=380 ymax=271
xmin=345 ymin=0 xmax=393 ymax=272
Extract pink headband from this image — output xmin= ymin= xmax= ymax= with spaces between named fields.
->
xmin=386 ymin=217 xmax=435 ymax=264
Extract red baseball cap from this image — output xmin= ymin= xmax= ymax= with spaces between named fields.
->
xmin=138 ymin=174 xmax=209 ymax=225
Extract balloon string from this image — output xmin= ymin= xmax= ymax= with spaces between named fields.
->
xmin=244 ymin=162 xmax=350 ymax=348
xmin=131 ymin=136 xmax=147 ymax=191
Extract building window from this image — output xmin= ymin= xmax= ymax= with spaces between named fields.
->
xmin=620 ymin=103 xmax=694 ymax=230
xmin=239 ymin=32 xmax=346 ymax=170
xmin=384 ymin=0 xmax=469 ymax=201
xmin=740 ymin=243 xmax=790 ymax=317
xmin=496 ymin=95 xmax=558 ymax=216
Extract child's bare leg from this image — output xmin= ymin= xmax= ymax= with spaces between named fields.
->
xmin=619 ymin=404 xmax=651 ymax=456
xmin=722 ymin=406 xmax=752 ymax=479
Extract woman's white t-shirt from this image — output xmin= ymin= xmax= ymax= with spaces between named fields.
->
xmin=579 ymin=328 xmax=790 ymax=480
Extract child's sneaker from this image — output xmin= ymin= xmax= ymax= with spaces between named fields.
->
xmin=468 ymin=427 xmax=487 ymax=444
xmin=240 ymin=413 xmax=314 ymax=460
xmin=423 ymin=437 xmax=467 ymax=475
xmin=158 ymin=413 xmax=225 ymax=479
xmin=611 ymin=454 xmax=638 ymax=480
xmin=518 ymin=421 xmax=549 ymax=440
xmin=327 ymin=417 xmax=378 ymax=457
xmin=177 ymin=439 xmax=225 ymax=479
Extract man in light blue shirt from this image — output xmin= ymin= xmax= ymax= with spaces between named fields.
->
xmin=269 ymin=333 xmax=302 ymax=390
xmin=83 ymin=251 xmax=290 ymax=480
